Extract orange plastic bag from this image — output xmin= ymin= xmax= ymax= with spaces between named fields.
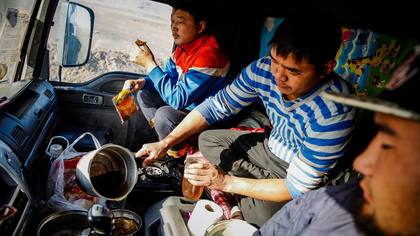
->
xmin=112 ymin=89 xmax=139 ymax=124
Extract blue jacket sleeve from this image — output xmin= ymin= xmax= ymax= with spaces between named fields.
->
xmin=146 ymin=58 xmax=226 ymax=110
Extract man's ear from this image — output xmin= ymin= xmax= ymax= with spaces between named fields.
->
xmin=198 ymin=21 xmax=206 ymax=34
xmin=320 ymin=60 xmax=337 ymax=78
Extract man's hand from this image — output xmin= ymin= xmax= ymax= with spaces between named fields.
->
xmin=123 ymin=79 xmax=146 ymax=93
xmin=133 ymin=43 xmax=157 ymax=72
xmin=135 ymin=140 xmax=169 ymax=166
xmin=183 ymin=158 xmax=228 ymax=191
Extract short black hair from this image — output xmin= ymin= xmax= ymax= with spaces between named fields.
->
xmin=171 ymin=0 xmax=209 ymax=24
xmin=269 ymin=9 xmax=342 ymax=72
xmin=171 ymin=0 xmax=211 ymax=34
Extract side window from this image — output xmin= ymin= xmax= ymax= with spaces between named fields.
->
xmin=48 ymin=0 xmax=173 ymax=83
xmin=0 ymin=1 xmax=36 ymax=86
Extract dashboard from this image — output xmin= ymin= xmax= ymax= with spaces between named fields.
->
xmin=0 ymin=80 xmax=58 ymax=168
xmin=0 ymin=79 xmax=58 ymax=235
xmin=0 ymin=140 xmax=33 ymax=236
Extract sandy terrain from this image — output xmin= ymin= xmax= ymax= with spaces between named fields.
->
xmin=49 ymin=0 xmax=173 ymax=83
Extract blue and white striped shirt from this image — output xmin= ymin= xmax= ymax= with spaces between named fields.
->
xmin=196 ymin=57 xmax=356 ymax=198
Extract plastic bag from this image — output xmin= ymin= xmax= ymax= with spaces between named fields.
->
xmin=45 ymin=136 xmax=69 ymax=163
xmin=46 ymin=132 xmax=102 ymax=211
xmin=112 ymin=89 xmax=138 ymax=124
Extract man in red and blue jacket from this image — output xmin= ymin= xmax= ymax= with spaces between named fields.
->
xmin=125 ymin=1 xmax=230 ymax=157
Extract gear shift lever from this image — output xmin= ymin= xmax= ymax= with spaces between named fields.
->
xmin=88 ymin=204 xmax=113 ymax=235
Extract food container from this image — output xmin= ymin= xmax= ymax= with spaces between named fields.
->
xmin=111 ymin=209 xmax=142 ymax=236
xmin=76 ymin=144 xmax=138 ymax=201
xmin=37 ymin=210 xmax=89 ymax=236
xmin=205 ymin=219 xmax=258 ymax=236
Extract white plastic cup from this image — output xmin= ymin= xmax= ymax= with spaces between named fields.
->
xmin=49 ymin=144 xmax=63 ymax=158
xmin=45 ymin=136 xmax=69 ymax=162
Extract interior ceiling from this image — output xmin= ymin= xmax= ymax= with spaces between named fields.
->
xmin=154 ymin=0 xmax=420 ymax=41
xmin=259 ymin=0 xmax=419 ymax=40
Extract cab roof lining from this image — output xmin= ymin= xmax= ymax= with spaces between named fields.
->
xmin=152 ymin=0 xmax=420 ymax=41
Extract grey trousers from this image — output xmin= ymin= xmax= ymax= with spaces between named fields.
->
xmin=198 ymin=129 xmax=289 ymax=227
xmin=137 ymin=89 xmax=187 ymax=141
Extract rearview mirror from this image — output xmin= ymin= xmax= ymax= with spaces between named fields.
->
xmin=58 ymin=2 xmax=94 ymax=67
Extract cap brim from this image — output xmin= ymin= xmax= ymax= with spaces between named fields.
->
xmin=322 ymin=91 xmax=420 ymax=121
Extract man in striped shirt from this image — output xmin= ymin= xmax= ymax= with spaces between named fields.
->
xmin=255 ymin=46 xmax=420 ymax=236
xmin=137 ymin=10 xmax=356 ymax=226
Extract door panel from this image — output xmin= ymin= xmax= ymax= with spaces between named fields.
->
xmin=53 ymin=72 xmax=155 ymax=149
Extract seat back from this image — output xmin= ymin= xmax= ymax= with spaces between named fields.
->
xmin=257 ymin=18 xmax=417 ymax=185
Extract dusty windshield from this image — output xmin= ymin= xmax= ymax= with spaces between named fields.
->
xmin=49 ymin=0 xmax=173 ymax=83
xmin=0 ymin=0 xmax=36 ymax=89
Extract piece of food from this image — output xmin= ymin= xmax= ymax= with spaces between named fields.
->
xmin=135 ymin=39 xmax=146 ymax=47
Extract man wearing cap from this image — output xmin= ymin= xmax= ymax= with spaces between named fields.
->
xmin=254 ymin=47 xmax=420 ymax=235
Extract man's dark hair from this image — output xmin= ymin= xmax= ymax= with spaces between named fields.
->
xmin=171 ymin=0 xmax=210 ymax=33
xmin=269 ymin=9 xmax=342 ymax=73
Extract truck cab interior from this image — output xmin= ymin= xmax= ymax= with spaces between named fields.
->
xmin=0 ymin=0 xmax=418 ymax=235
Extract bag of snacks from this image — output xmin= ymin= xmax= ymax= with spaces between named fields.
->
xmin=112 ymin=89 xmax=139 ymax=124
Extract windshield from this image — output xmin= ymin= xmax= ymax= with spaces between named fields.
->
xmin=0 ymin=0 xmax=37 ymax=89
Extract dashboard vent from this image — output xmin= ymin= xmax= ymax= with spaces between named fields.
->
xmin=10 ymin=126 xmax=27 ymax=145
xmin=44 ymin=89 xmax=53 ymax=99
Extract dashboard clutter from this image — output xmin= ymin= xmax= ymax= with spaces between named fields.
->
xmin=45 ymin=136 xmax=69 ymax=163
xmin=46 ymin=132 xmax=101 ymax=211
xmin=0 ymin=204 xmax=17 ymax=221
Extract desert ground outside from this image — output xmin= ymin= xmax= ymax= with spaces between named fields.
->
xmin=49 ymin=0 xmax=173 ymax=83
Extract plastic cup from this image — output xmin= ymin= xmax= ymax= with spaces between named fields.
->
xmin=182 ymin=157 xmax=205 ymax=200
